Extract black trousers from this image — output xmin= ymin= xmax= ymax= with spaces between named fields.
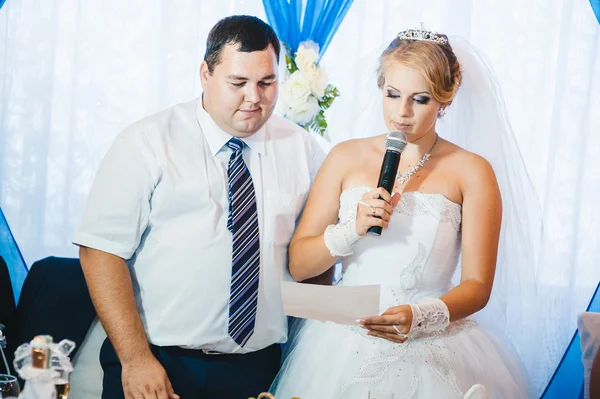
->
xmin=100 ymin=338 xmax=281 ymax=399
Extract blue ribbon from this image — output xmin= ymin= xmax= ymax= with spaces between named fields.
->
xmin=0 ymin=208 xmax=28 ymax=303
xmin=262 ymin=0 xmax=354 ymax=58
xmin=591 ymin=0 xmax=600 ymax=23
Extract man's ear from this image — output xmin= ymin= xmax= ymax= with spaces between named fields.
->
xmin=200 ymin=61 xmax=211 ymax=89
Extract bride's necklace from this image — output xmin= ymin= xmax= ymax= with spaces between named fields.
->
xmin=396 ymin=134 xmax=439 ymax=186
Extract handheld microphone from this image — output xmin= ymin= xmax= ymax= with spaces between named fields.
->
xmin=367 ymin=130 xmax=407 ymax=236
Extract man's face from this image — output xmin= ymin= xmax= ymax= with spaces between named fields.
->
xmin=201 ymin=43 xmax=279 ymax=137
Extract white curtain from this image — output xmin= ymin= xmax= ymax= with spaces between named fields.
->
xmin=0 ymin=0 xmax=267 ymax=265
xmin=1 ymin=0 xmax=599 ymax=395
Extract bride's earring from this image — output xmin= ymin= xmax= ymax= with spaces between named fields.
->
xmin=438 ymin=107 xmax=446 ymax=117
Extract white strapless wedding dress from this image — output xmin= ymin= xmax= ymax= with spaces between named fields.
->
xmin=271 ymin=186 xmax=528 ymax=399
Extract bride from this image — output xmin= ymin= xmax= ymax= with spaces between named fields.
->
xmin=270 ymin=26 xmax=537 ymax=399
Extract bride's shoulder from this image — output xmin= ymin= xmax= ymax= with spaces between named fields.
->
xmin=441 ymin=140 xmax=497 ymax=188
xmin=442 ymin=140 xmax=492 ymax=170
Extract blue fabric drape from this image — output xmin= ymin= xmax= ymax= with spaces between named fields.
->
xmin=262 ymin=0 xmax=354 ymax=58
xmin=591 ymin=0 xmax=600 ymax=23
xmin=0 ymin=0 xmax=6 ymax=9
xmin=541 ymin=281 xmax=600 ymax=398
xmin=0 ymin=208 xmax=28 ymax=303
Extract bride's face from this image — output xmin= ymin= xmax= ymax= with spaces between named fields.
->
xmin=381 ymin=62 xmax=441 ymax=140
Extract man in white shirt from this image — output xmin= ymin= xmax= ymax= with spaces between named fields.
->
xmin=74 ymin=15 xmax=325 ymax=399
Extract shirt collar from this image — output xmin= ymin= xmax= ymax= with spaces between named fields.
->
xmin=196 ymin=97 xmax=267 ymax=157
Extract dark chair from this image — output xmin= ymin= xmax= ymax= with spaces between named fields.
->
xmin=9 ymin=257 xmax=97 ymax=363
xmin=0 ymin=255 xmax=16 ymax=374
xmin=591 ymin=347 xmax=600 ymax=398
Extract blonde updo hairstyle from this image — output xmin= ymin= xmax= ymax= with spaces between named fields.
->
xmin=377 ymin=35 xmax=462 ymax=108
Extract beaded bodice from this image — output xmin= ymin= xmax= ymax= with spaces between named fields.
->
xmin=337 ymin=186 xmax=463 ymax=311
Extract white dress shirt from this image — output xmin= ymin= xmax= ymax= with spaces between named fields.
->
xmin=73 ymin=98 xmax=325 ymax=353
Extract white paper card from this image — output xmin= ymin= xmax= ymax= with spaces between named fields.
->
xmin=281 ymin=281 xmax=381 ymax=325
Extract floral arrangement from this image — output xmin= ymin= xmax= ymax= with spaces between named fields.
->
xmin=277 ymin=41 xmax=339 ymax=136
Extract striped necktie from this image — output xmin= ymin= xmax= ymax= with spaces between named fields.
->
xmin=226 ymin=137 xmax=260 ymax=347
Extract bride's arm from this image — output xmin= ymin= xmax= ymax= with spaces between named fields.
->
xmin=440 ymin=153 xmax=501 ymax=321
xmin=289 ymin=141 xmax=396 ymax=281
xmin=288 ymin=143 xmax=349 ymax=281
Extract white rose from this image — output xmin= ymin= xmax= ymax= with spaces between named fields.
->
xmin=278 ymin=69 xmax=322 ymax=125
xmin=299 ymin=40 xmax=320 ymax=54
xmin=281 ymin=70 xmax=311 ymax=106
xmin=308 ymin=66 xmax=328 ymax=99
xmin=295 ymin=45 xmax=319 ymax=74
xmin=286 ymin=95 xmax=321 ymax=125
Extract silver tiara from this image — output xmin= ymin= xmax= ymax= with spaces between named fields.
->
xmin=397 ymin=23 xmax=448 ymax=45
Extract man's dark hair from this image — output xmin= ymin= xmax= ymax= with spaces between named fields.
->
xmin=204 ymin=15 xmax=280 ymax=73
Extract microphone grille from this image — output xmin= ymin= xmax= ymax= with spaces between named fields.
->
xmin=385 ymin=130 xmax=407 ymax=152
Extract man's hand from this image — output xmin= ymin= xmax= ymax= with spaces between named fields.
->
xmin=79 ymin=247 xmax=178 ymax=399
xmin=121 ymin=352 xmax=179 ymax=399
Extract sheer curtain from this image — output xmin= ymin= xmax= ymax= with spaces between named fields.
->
xmin=320 ymin=0 xmax=600 ymax=395
xmin=0 ymin=0 xmax=267 ymax=266
xmin=1 ymin=0 xmax=599 ymax=395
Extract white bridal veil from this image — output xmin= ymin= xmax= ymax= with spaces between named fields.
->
xmin=352 ymin=35 xmax=543 ymax=395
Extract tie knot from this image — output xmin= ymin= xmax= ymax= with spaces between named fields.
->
xmin=227 ymin=137 xmax=244 ymax=152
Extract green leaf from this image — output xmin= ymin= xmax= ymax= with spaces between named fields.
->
xmin=309 ymin=110 xmax=328 ymax=136
xmin=323 ymin=85 xmax=340 ymax=101
xmin=317 ymin=84 xmax=340 ymax=112
xmin=285 ymin=53 xmax=298 ymax=74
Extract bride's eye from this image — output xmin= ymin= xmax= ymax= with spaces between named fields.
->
xmin=386 ymin=90 xmax=400 ymax=99
xmin=414 ymin=96 xmax=431 ymax=105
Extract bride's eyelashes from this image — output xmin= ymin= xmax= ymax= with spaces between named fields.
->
xmin=385 ymin=89 xmax=400 ymax=99
xmin=385 ymin=90 xmax=431 ymax=105
xmin=414 ymin=96 xmax=431 ymax=105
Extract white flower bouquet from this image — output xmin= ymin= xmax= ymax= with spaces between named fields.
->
xmin=277 ymin=41 xmax=339 ymax=136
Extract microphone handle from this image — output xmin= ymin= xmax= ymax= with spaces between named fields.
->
xmin=367 ymin=150 xmax=401 ymax=236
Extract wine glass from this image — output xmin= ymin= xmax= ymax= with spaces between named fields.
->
xmin=54 ymin=369 xmax=70 ymax=399
xmin=0 ymin=374 xmax=20 ymax=398
xmin=51 ymin=358 xmax=70 ymax=399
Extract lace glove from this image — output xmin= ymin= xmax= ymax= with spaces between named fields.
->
xmin=408 ymin=297 xmax=450 ymax=338
xmin=323 ymin=217 xmax=362 ymax=257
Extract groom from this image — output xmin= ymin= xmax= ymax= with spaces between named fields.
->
xmin=74 ymin=15 xmax=325 ymax=399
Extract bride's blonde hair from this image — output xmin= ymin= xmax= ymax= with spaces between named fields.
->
xmin=377 ymin=36 xmax=462 ymax=106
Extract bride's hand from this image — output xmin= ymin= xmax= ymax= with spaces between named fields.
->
xmin=359 ymin=304 xmax=412 ymax=344
xmin=355 ymin=188 xmax=401 ymax=236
